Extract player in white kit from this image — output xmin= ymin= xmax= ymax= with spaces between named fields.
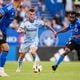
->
xmin=16 ymin=9 xmax=56 ymax=72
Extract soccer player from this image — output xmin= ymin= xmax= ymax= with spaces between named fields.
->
xmin=16 ymin=9 xmax=56 ymax=72
xmin=0 ymin=0 xmax=22 ymax=77
xmin=52 ymin=11 xmax=80 ymax=71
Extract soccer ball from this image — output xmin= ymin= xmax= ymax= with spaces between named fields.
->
xmin=33 ymin=65 xmax=42 ymax=73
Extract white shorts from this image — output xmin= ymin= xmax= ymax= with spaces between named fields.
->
xmin=19 ymin=41 xmax=38 ymax=53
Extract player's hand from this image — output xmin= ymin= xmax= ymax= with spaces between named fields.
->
xmin=53 ymin=31 xmax=58 ymax=38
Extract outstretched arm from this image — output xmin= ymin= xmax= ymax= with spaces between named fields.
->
xmin=57 ymin=27 xmax=68 ymax=34
xmin=72 ymin=35 xmax=80 ymax=39
xmin=44 ymin=23 xmax=57 ymax=37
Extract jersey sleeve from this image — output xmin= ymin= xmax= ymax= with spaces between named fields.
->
xmin=0 ymin=3 xmax=13 ymax=16
xmin=38 ymin=20 xmax=45 ymax=27
xmin=66 ymin=25 xmax=71 ymax=31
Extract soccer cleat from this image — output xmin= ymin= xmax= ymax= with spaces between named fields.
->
xmin=0 ymin=71 xmax=8 ymax=77
xmin=16 ymin=68 xmax=21 ymax=72
xmin=52 ymin=65 xmax=58 ymax=71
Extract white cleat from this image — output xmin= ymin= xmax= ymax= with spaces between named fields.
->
xmin=16 ymin=68 xmax=21 ymax=72
xmin=0 ymin=71 xmax=9 ymax=77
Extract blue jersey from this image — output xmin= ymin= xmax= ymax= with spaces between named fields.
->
xmin=0 ymin=3 xmax=16 ymax=34
xmin=67 ymin=19 xmax=80 ymax=44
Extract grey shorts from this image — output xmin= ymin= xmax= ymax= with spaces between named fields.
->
xmin=19 ymin=41 xmax=38 ymax=53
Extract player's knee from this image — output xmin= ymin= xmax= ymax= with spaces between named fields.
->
xmin=31 ymin=50 xmax=36 ymax=55
xmin=63 ymin=47 xmax=70 ymax=56
xmin=1 ymin=43 xmax=9 ymax=52
xmin=65 ymin=47 xmax=70 ymax=52
xmin=3 ymin=47 xmax=9 ymax=52
xmin=29 ymin=48 xmax=36 ymax=55
xmin=19 ymin=53 xmax=25 ymax=59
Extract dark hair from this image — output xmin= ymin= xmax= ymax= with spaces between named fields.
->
xmin=76 ymin=12 xmax=80 ymax=17
xmin=69 ymin=11 xmax=76 ymax=16
xmin=29 ymin=9 xmax=35 ymax=12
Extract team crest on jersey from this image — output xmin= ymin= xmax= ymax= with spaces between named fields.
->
xmin=39 ymin=30 xmax=59 ymax=46
xmin=74 ymin=24 xmax=78 ymax=32
xmin=75 ymin=24 xmax=77 ymax=28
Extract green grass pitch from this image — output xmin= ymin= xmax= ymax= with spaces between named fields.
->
xmin=0 ymin=62 xmax=80 ymax=80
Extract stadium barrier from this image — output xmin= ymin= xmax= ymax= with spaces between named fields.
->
xmin=16 ymin=46 xmax=79 ymax=61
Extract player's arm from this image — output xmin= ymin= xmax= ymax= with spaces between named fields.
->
xmin=44 ymin=23 xmax=69 ymax=37
xmin=53 ymin=27 xmax=69 ymax=37
xmin=17 ymin=22 xmax=25 ymax=33
xmin=44 ymin=23 xmax=57 ymax=36
xmin=72 ymin=35 xmax=80 ymax=39
xmin=57 ymin=27 xmax=68 ymax=34
xmin=10 ymin=25 xmax=17 ymax=30
xmin=9 ymin=20 xmax=18 ymax=30
xmin=38 ymin=20 xmax=57 ymax=37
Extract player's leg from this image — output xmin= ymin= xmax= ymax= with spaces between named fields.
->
xmin=77 ymin=50 xmax=80 ymax=61
xmin=75 ymin=44 xmax=80 ymax=61
xmin=29 ymin=46 xmax=41 ymax=72
xmin=16 ymin=52 xmax=25 ymax=72
xmin=29 ymin=46 xmax=40 ymax=65
xmin=52 ymin=47 xmax=70 ymax=71
xmin=52 ymin=40 xmax=74 ymax=71
xmin=0 ymin=43 xmax=9 ymax=67
xmin=29 ymin=41 xmax=40 ymax=65
xmin=0 ymin=34 xmax=9 ymax=77
xmin=0 ymin=43 xmax=9 ymax=77
xmin=16 ymin=43 xmax=28 ymax=72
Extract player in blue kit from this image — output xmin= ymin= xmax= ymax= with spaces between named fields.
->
xmin=52 ymin=11 xmax=80 ymax=71
xmin=0 ymin=0 xmax=22 ymax=77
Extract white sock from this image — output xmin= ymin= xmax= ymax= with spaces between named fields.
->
xmin=34 ymin=53 xmax=40 ymax=66
xmin=0 ymin=67 xmax=4 ymax=72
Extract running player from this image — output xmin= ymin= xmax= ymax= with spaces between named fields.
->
xmin=0 ymin=0 xmax=22 ymax=77
xmin=52 ymin=11 xmax=80 ymax=71
xmin=16 ymin=9 xmax=56 ymax=72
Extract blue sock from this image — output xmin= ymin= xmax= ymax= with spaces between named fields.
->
xmin=0 ymin=52 xmax=8 ymax=67
xmin=56 ymin=55 xmax=64 ymax=66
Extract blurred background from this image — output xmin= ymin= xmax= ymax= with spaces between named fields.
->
xmin=0 ymin=0 xmax=80 ymax=61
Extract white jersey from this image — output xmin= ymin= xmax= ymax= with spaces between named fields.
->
xmin=20 ymin=19 xmax=44 ymax=43
xmin=19 ymin=19 xmax=44 ymax=53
